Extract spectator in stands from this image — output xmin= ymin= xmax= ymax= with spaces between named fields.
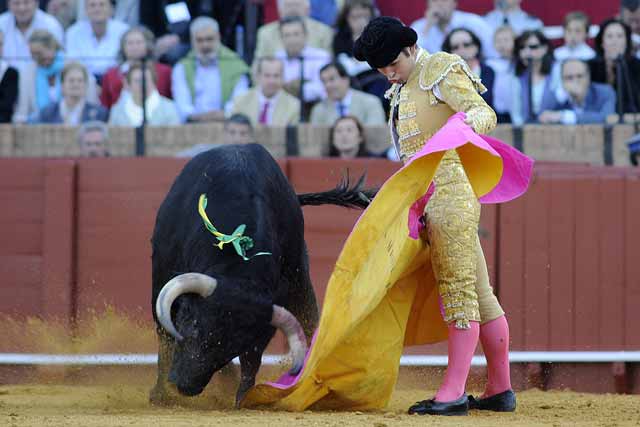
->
xmin=231 ymin=57 xmax=300 ymax=127
xmin=172 ymin=17 xmax=249 ymax=123
xmin=333 ymin=0 xmax=389 ymax=104
xmin=77 ymin=119 xmax=110 ymax=156
xmin=46 ymin=0 xmax=77 ymax=30
xmin=486 ymin=25 xmax=515 ymax=122
xmin=492 ymin=24 xmax=515 ymax=61
xmin=275 ymin=16 xmax=330 ymax=104
xmin=100 ymin=26 xmax=172 ymax=109
xmin=138 ymin=0 xmax=256 ymax=64
xmin=620 ymin=0 xmax=640 ymax=57
xmin=509 ymin=29 xmax=558 ymax=125
xmin=65 ymin=0 xmax=129 ymax=81
xmin=310 ymin=0 xmax=337 ymax=27
xmin=36 ymin=60 xmax=108 ymax=124
xmin=554 ymin=11 xmax=596 ymax=62
xmin=175 ymin=113 xmax=256 ymax=157
xmin=329 ymin=115 xmax=376 ymax=158
xmin=254 ymin=0 xmax=333 ymax=61
xmin=76 ymin=0 xmax=138 ymax=27
xmin=484 ymin=0 xmax=542 ymax=36
xmin=411 ymin=0 xmax=496 ymax=59
xmin=442 ymin=28 xmax=495 ymax=109
xmin=310 ymin=61 xmax=386 ymax=126
xmin=333 ymin=0 xmax=376 ymax=64
xmin=539 ymin=58 xmax=615 ymax=124
xmin=0 ymin=28 xmax=19 ymax=122
xmin=109 ymin=61 xmax=180 ymax=126
xmin=223 ymin=113 xmax=255 ymax=145
xmin=13 ymin=29 xmax=98 ymax=122
xmin=0 ymin=0 xmax=64 ymax=71
xmin=589 ymin=18 xmax=640 ymax=115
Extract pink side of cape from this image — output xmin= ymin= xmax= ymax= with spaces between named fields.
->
xmin=407 ymin=113 xmax=534 ymax=239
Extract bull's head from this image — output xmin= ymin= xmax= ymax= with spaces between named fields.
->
xmin=155 ymin=273 xmax=307 ymax=396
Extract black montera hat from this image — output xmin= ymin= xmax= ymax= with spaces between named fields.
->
xmin=353 ymin=16 xmax=418 ymax=69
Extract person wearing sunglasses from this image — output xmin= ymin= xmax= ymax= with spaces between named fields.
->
xmin=509 ymin=29 xmax=558 ymax=125
xmin=442 ymin=27 xmax=495 ymax=110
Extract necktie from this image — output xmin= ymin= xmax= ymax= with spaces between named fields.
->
xmin=338 ymin=102 xmax=346 ymax=117
xmin=259 ymin=101 xmax=270 ymax=124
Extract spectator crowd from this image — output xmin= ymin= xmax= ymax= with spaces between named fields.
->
xmin=1 ymin=0 xmax=640 ymax=158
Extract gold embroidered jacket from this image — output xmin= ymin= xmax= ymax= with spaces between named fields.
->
xmin=387 ymin=50 xmax=499 ymax=329
xmin=387 ymin=50 xmax=497 ymax=162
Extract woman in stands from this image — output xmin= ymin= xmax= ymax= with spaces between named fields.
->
xmin=100 ymin=26 xmax=172 ymax=109
xmin=329 ymin=115 xmax=376 ymax=158
xmin=588 ymin=18 xmax=640 ymax=115
xmin=509 ymin=29 xmax=558 ymax=125
xmin=13 ymin=29 xmax=98 ymax=123
xmin=0 ymin=29 xmax=19 ymax=123
xmin=108 ymin=62 xmax=180 ymax=127
xmin=36 ymin=61 xmax=108 ymax=125
xmin=332 ymin=0 xmax=389 ymax=108
xmin=442 ymin=28 xmax=496 ymax=110
xmin=487 ymin=25 xmax=516 ymax=123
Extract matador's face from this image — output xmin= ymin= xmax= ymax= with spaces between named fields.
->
xmin=376 ymin=44 xmax=418 ymax=85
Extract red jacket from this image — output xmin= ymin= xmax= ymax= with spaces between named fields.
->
xmin=100 ymin=62 xmax=173 ymax=109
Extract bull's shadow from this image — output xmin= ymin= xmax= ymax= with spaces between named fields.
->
xmin=149 ymin=144 xmax=375 ymax=408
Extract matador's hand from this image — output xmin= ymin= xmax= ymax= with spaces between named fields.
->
xmin=463 ymin=114 xmax=474 ymax=130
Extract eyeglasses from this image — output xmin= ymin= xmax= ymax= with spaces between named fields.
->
xmin=562 ymin=73 xmax=587 ymax=81
xmin=523 ymin=43 xmax=542 ymax=50
xmin=451 ymin=41 xmax=474 ymax=50
xmin=195 ymin=36 xmax=217 ymax=43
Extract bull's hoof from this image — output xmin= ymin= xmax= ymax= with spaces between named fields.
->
xmin=149 ymin=384 xmax=179 ymax=407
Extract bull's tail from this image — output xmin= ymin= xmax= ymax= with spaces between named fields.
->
xmin=297 ymin=171 xmax=378 ymax=210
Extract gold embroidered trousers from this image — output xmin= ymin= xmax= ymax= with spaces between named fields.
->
xmin=425 ymin=150 xmax=504 ymax=329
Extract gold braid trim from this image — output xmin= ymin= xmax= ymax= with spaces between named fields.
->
xmin=384 ymin=84 xmax=400 ymax=100
xmin=418 ymin=52 xmax=487 ymax=106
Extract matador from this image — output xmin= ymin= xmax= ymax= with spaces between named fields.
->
xmin=241 ymin=17 xmax=532 ymax=416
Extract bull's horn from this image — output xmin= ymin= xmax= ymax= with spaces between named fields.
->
xmin=155 ymin=273 xmax=217 ymax=341
xmin=270 ymin=305 xmax=307 ymax=375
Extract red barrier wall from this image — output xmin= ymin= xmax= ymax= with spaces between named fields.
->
xmin=1 ymin=158 xmax=639 ymax=392
xmin=499 ymin=166 xmax=640 ymax=352
xmin=0 ymin=160 xmax=76 ymax=325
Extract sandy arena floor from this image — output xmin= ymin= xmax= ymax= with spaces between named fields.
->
xmin=2 ymin=312 xmax=639 ymax=426
xmin=2 ymin=381 xmax=640 ymax=427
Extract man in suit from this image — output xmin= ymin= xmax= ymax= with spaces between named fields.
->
xmin=275 ymin=16 xmax=330 ymax=104
xmin=231 ymin=57 xmax=300 ymax=126
xmin=253 ymin=0 xmax=333 ymax=61
xmin=310 ymin=61 xmax=387 ymax=126
xmin=539 ymin=58 xmax=616 ymax=124
xmin=37 ymin=61 xmax=108 ymax=124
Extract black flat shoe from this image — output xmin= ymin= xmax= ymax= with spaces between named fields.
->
xmin=468 ymin=389 xmax=516 ymax=412
xmin=407 ymin=394 xmax=469 ymax=416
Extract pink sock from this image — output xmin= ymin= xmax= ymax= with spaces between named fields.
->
xmin=434 ymin=321 xmax=479 ymax=402
xmin=480 ymin=315 xmax=512 ymax=397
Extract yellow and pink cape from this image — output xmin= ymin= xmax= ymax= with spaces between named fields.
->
xmin=241 ymin=113 xmax=534 ymax=411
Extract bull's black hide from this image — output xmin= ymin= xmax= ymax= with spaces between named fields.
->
xmin=150 ymin=144 xmax=372 ymax=406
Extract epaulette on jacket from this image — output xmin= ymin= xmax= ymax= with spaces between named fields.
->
xmin=418 ymin=52 xmax=487 ymax=105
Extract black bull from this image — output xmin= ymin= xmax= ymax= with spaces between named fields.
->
xmin=150 ymin=144 xmax=374 ymax=406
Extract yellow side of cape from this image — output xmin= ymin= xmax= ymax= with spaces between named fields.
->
xmin=242 ymin=143 xmax=501 ymax=411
